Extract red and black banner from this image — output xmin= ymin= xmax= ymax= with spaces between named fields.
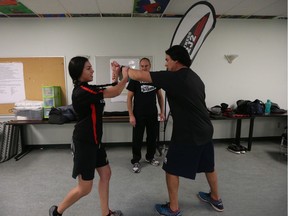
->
xmin=164 ymin=1 xmax=216 ymax=120
xmin=170 ymin=1 xmax=216 ymax=63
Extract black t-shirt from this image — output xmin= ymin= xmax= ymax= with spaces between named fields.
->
xmin=72 ymin=82 xmax=105 ymax=145
xmin=150 ymin=68 xmax=213 ymax=146
xmin=126 ymin=79 xmax=159 ymax=117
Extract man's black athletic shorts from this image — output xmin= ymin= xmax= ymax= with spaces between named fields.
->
xmin=162 ymin=141 xmax=215 ymax=179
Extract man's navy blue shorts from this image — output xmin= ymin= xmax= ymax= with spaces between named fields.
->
xmin=162 ymin=141 xmax=215 ymax=179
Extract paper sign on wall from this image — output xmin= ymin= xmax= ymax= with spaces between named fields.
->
xmin=0 ymin=62 xmax=25 ymax=104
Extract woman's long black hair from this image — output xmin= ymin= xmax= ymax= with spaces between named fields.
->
xmin=68 ymin=56 xmax=117 ymax=88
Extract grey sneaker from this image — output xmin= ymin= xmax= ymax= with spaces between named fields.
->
xmin=132 ymin=162 xmax=141 ymax=173
xmin=198 ymin=191 xmax=224 ymax=212
xmin=146 ymin=158 xmax=160 ymax=166
xmin=155 ymin=202 xmax=182 ymax=216
xmin=107 ymin=209 xmax=123 ymax=216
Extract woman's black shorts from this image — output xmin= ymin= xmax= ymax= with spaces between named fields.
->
xmin=72 ymin=140 xmax=108 ymax=180
xmin=162 ymin=141 xmax=215 ymax=179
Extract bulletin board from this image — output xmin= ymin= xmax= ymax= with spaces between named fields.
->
xmin=0 ymin=57 xmax=66 ymax=115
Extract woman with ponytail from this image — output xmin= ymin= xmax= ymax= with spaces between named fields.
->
xmin=49 ymin=56 xmax=128 ymax=216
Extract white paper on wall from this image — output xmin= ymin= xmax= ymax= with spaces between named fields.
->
xmin=0 ymin=62 xmax=26 ymax=104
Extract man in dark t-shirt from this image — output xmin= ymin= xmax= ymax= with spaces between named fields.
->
xmin=127 ymin=58 xmax=165 ymax=173
xmin=124 ymin=45 xmax=224 ymax=216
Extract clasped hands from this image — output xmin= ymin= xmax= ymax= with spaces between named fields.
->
xmin=111 ymin=61 xmax=129 ymax=82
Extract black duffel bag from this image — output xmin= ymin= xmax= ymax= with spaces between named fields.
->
xmin=48 ymin=105 xmax=77 ymax=124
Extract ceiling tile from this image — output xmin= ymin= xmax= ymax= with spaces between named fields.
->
xmin=164 ymin=0 xmax=198 ymax=14
xmin=59 ymin=0 xmax=100 ymax=14
xmin=0 ymin=0 xmax=286 ymax=18
xmin=224 ymin=0 xmax=281 ymax=16
xmin=20 ymin=0 xmax=66 ymax=14
xmin=208 ymin=0 xmax=244 ymax=15
xmin=253 ymin=0 xmax=287 ymax=16
xmin=97 ymin=0 xmax=133 ymax=13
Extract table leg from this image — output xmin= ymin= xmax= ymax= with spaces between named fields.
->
xmin=235 ymin=119 xmax=242 ymax=146
xmin=247 ymin=117 xmax=255 ymax=151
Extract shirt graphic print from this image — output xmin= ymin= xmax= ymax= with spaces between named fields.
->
xmin=141 ymin=82 xmax=156 ymax=93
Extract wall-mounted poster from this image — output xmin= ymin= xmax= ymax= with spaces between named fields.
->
xmin=0 ymin=62 xmax=25 ymax=104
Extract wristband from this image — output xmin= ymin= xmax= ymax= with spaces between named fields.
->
xmin=118 ymin=66 xmax=124 ymax=81
xmin=119 ymin=66 xmax=130 ymax=81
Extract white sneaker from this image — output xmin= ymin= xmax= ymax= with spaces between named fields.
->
xmin=145 ymin=158 xmax=160 ymax=166
xmin=132 ymin=162 xmax=141 ymax=173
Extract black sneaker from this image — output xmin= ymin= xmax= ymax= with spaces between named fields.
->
xmin=49 ymin=205 xmax=62 ymax=216
xmin=227 ymin=144 xmax=241 ymax=154
xmin=239 ymin=145 xmax=247 ymax=154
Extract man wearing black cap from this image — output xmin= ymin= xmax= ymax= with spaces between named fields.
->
xmin=123 ymin=45 xmax=224 ymax=216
